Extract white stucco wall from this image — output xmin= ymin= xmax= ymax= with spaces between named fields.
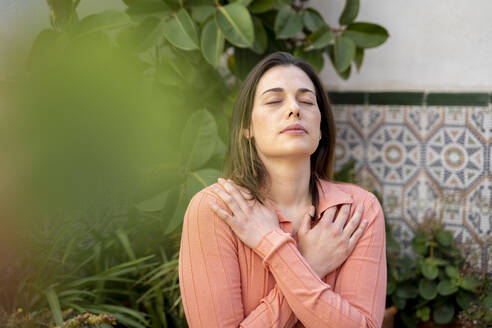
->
xmin=1 ymin=0 xmax=491 ymax=91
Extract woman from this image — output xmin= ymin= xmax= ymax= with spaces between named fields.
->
xmin=178 ymin=52 xmax=386 ymax=328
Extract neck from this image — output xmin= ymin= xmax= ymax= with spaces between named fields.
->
xmin=261 ymin=156 xmax=313 ymax=211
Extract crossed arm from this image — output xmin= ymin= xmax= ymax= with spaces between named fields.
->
xmin=178 ymin=191 xmax=386 ymax=328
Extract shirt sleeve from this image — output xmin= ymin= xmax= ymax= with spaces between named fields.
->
xmin=178 ymin=191 xmax=299 ymax=328
xmin=252 ymin=195 xmax=387 ymax=328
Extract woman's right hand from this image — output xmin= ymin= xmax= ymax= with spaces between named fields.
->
xmin=296 ymin=203 xmax=367 ymax=279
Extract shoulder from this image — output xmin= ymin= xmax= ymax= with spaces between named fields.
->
xmin=186 ymin=183 xmax=230 ymax=216
xmin=319 ymin=179 xmax=379 ymax=203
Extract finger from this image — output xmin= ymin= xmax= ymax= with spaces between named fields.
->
xmin=343 ymin=203 xmax=364 ymax=239
xmin=219 ymin=178 xmax=251 ymax=215
xmin=333 ymin=204 xmax=352 ymax=231
xmin=348 ymin=219 xmax=368 ymax=250
xmin=211 ymin=183 xmax=242 ymax=216
xmin=318 ymin=206 xmax=336 ymax=227
xmin=209 ymin=201 xmax=237 ymax=227
xmin=226 ymin=179 xmax=254 ymax=201
xmin=298 ymin=205 xmax=315 ymax=236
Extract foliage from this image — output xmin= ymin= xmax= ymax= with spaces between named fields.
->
xmin=3 ymin=0 xmax=391 ymax=327
xmin=386 ymin=215 xmax=489 ymax=328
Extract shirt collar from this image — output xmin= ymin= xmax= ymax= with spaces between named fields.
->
xmin=267 ymin=179 xmax=354 ymax=223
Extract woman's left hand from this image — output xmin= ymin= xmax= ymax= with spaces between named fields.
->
xmin=209 ymin=178 xmax=280 ymax=250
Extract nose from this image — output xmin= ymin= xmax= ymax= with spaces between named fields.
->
xmin=287 ymin=96 xmax=301 ymax=118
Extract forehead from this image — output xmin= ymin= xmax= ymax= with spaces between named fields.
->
xmin=256 ymin=65 xmax=315 ymax=96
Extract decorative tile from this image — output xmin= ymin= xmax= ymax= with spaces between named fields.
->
xmin=348 ymin=105 xmax=385 ymax=138
xmin=367 ymin=124 xmax=421 ymax=184
xmin=425 ymin=126 xmax=485 ymax=189
xmin=405 ymin=106 xmax=444 ymax=141
xmin=331 ymin=96 xmax=492 ymax=273
xmin=402 ymin=170 xmax=443 ymax=229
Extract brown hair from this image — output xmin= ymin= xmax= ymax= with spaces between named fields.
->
xmin=222 ymin=51 xmax=337 ymax=220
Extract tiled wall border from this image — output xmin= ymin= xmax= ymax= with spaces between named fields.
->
xmin=327 ymin=91 xmax=492 ymax=107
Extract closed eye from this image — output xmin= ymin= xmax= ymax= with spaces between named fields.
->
xmin=266 ymin=101 xmax=314 ymax=105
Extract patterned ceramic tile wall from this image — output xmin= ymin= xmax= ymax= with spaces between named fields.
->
xmin=329 ymin=92 xmax=492 ymax=274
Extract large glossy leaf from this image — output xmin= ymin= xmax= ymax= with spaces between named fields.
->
xmin=339 ymin=0 xmax=359 ymax=25
xmin=327 ymin=44 xmax=351 ymax=80
xmin=354 ymin=47 xmax=363 ymax=71
xmin=293 ymin=47 xmax=324 ymax=73
xmin=134 ymin=17 xmax=167 ymax=52
xmin=163 ymin=8 xmax=200 ymax=50
xmin=201 ymin=19 xmax=225 ymax=68
xmin=274 ymin=5 xmax=303 ymax=39
xmin=180 ymin=108 xmax=218 ymax=171
xmin=216 ymin=3 xmax=254 ymax=48
xmin=252 ymin=16 xmax=268 ymax=54
xmin=419 ymin=279 xmax=437 ymax=300
xmin=250 ymin=0 xmax=278 ymax=13
xmin=307 ymin=24 xmax=334 ymax=50
xmin=437 ymin=279 xmax=458 ymax=296
xmin=74 ymin=10 xmax=131 ymax=37
xmin=302 ymin=8 xmax=324 ymax=32
xmin=334 ymin=35 xmax=356 ymax=72
xmin=342 ymin=22 xmax=389 ymax=48
xmin=433 ymin=303 xmax=454 ymax=325
xmin=396 ymin=284 xmax=418 ymax=299
xmin=456 ymin=290 xmax=475 ymax=310
xmin=126 ymin=1 xmax=172 ymax=19
xmin=165 ymin=183 xmax=189 ymax=234
xmin=191 ymin=5 xmax=216 ymax=23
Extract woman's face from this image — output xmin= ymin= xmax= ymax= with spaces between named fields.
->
xmin=244 ymin=64 xmax=322 ymax=159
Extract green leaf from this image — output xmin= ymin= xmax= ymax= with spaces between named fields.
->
xmin=201 ymin=19 xmax=225 ymax=68
xmin=165 ymin=184 xmax=188 ymax=234
xmin=163 ymin=8 xmax=200 ymax=50
xmin=45 ymin=287 xmax=63 ymax=326
xmin=187 ymin=169 xmax=221 ymax=198
xmin=274 ymin=5 xmax=303 ymax=39
xmin=234 ymin=47 xmax=263 ymax=80
xmin=422 ymin=258 xmax=439 ymax=280
xmin=396 ymin=284 xmax=418 ymax=299
xmin=180 ymin=108 xmax=218 ymax=171
xmin=135 ymin=190 xmax=169 ymax=212
xmin=445 ymin=266 xmax=460 ymax=279
xmin=232 ymin=0 xmax=254 ymax=6
xmin=483 ymin=295 xmax=492 ymax=309
xmin=433 ymin=303 xmax=454 ymax=325
xmin=354 ymin=47 xmax=363 ymax=71
xmin=116 ymin=228 xmax=137 ymax=261
xmin=334 ymin=35 xmax=356 ymax=72
xmin=437 ymin=279 xmax=458 ymax=296
xmin=419 ymin=279 xmax=438 ymax=300
xmin=250 ymin=0 xmax=277 ymax=14
xmin=416 ymin=306 xmax=430 ymax=322
xmin=191 ymin=5 xmax=216 ymax=23
xmin=126 ymin=1 xmax=172 ymax=19
xmin=252 ymin=16 xmax=268 ymax=54
xmin=456 ymin=290 xmax=475 ymax=309
xmin=302 ymin=8 xmax=324 ymax=32
xmin=339 ymin=0 xmax=359 ymax=25
xmin=74 ymin=10 xmax=130 ymax=37
xmin=460 ymin=275 xmax=481 ymax=292
xmin=307 ymin=24 xmax=334 ymax=50
xmin=216 ymin=3 xmax=254 ymax=47
xmin=134 ymin=16 xmax=166 ymax=52
xmin=342 ymin=22 xmax=389 ymax=48
xmin=436 ymin=230 xmax=453 ymax=247
xmin=293 ymin=47 xmax=324 ymax=73
xmin=391 ymin=294 xmax=406 ymax=309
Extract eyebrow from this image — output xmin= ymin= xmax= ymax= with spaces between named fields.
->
xmin=260 ymin=87 xmax=315 ymax=97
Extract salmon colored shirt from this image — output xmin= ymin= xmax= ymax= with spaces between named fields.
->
xmin=178 ymin=178 xmax=387 ymax=328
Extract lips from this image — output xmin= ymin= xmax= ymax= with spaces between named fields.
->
xmin=281 ymin=123 xmax=306 ymax=133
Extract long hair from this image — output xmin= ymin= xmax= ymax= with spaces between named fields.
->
xmin=222 ymin=51 xmax=337 ymax=219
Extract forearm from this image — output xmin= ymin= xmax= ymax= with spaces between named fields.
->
xmin=253 ymin=228 xmax=371 ymax=328
xmin=239 ymin=284 xmax=297 ymax=328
